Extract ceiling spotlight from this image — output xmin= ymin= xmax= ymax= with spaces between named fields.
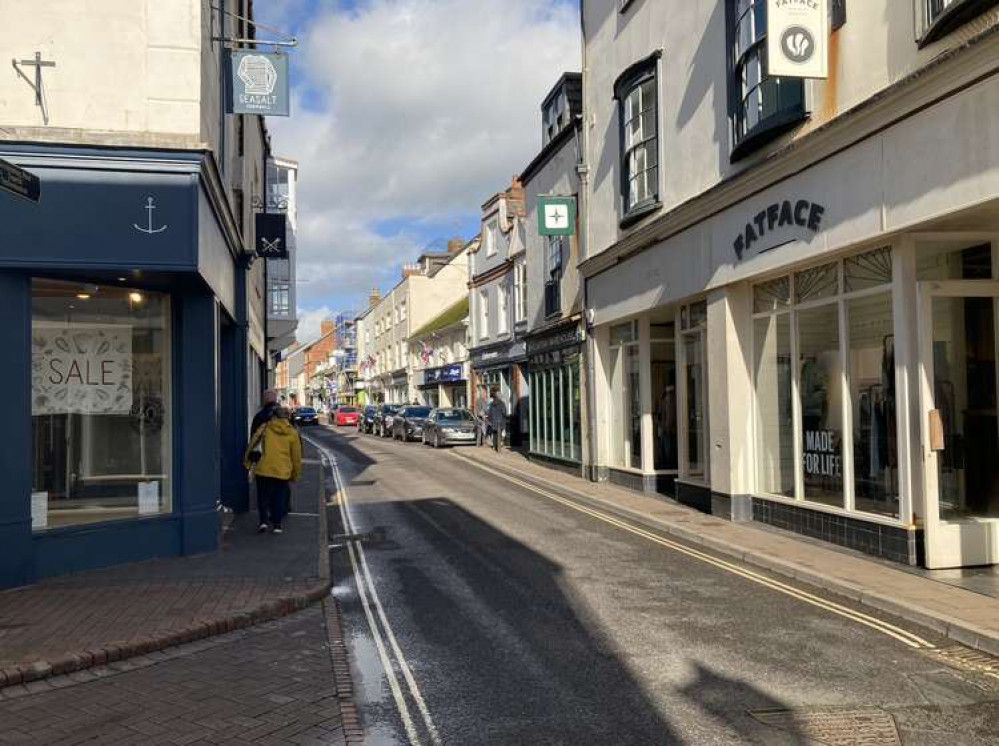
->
xmin=76 ymin=293 xmax=91 ymax=300
xmin=117 ymin=277 xmax=127 ymax=282
xmin=128 ymin=292 xmax=144 ymax=303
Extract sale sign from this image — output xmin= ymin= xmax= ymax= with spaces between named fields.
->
xmin=31 ymin=324 xmax=133 ymax=416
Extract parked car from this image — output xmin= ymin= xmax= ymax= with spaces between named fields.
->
xmin=291 ymin=406 xmax=319 ymax=427
xmin=393 ymin=405 xmax=433 ymax=442
xmin=422 ymin=408 xmax=479 ymax=448
xmin=333 ymin=406 xmax=360 ymax=427
xmin=374 ymin=404 xmax=401 ymax=437
xmin=358 ymin=405 xmax=379 ymax=433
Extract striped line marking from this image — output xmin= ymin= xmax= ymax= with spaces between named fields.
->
xmin=454 ymin=453 xmax=936 ymax=651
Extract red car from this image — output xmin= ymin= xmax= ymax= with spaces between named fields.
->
xmin=333 ymin=406 xmax=360 ymax=427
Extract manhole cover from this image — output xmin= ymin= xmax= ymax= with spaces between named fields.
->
xmin=749 ymin=706 xmax=901 ymax=745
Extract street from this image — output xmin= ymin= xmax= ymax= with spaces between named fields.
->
xmin=308 ymin=424 xmax=999 ymax=746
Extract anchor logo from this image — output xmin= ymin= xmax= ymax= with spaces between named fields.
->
xmin=133 ymin=196 xmax=168 ymax=234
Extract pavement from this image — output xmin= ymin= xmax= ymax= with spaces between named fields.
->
xmin=456 ymin=445 xmax=999 ymax=657
xmin=0 ymin=444 xmax=331 ymax=692
xmin=308 ymin=426 xmax=999 ymax=744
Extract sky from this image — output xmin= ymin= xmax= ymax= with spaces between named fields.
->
xmin=254 ymin=0 xmax=581 ymax=343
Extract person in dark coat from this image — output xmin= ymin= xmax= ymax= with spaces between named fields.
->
xmin=487 ymin=389 xmax=507 ymax=453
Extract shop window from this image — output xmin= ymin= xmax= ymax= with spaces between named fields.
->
xmin=752 ymin=247 xmax=899 ymax=518
xmin=916 ymin=243 xmax=992 ymax=280
xmin=651 ymin=322 xmax=677 ymax=472
xmin=31 ymin=279 xmax=172 ymax=530
xmin=614 ymin=53 xmax=661 ymax=225
xmin=919 ymin=0 xmax=999 ymax=47
xmin=609 ymin=322 xmax=642 ymax=470
xmin=679 ymin=302 xmax=709 ymax=481
xmin=728 ymin=0 xmax=807 ymax=161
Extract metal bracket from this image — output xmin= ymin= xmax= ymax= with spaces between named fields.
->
xmin=210 ymin=4 xmax=298 ymax=48
xmin=11 ymin=52 xmax=55 ymax=125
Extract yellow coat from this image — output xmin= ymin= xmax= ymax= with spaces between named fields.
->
xmin=244 ymin=418 xmax=302 ymax=481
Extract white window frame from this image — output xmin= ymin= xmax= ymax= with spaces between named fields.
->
xmin=485 ymin=220 xmax=498 ymax=257
xmin=479 ymin=288 xmax=490 ymax=339
xmin=498 ymin=281 xmax=510 ymax=335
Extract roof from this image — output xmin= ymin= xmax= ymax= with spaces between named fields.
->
xmin=408 ymin=296 xmax=469 ymax=339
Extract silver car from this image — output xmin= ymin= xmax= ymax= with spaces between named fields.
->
xmin=422 ymin=408 xmax=479 ymax=448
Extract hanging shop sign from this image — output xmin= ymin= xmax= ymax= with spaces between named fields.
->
xmin=538 ymin=195 xmax=577 ymax=237
xmin=767 ymin=0 xmax=829 ymax=80
xmin=225 ymin=50 xmax=290 ymax=116
xmin=31 ymin=324 xmax=133 ymax=416
xmin=0 ymin=157 xmax=41 ymax=203
xmin=732 ymin=198 xmax=826 ymax=260
xmin=255 ymin=213 xmax=288 ymax=258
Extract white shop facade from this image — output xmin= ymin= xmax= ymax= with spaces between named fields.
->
xmin=585 ymin=70 xmax=999 ymax=569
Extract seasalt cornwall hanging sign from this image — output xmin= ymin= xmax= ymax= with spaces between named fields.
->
xmin=767 ymin=0 xmax=829 ymax=79
xmin=225 ymin=50 xmax=290 ymax=116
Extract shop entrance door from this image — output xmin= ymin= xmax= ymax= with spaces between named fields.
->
xmin=917 ymin=280 xmax=999 ymax=568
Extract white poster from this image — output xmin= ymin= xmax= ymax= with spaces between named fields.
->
xmin=31 ymin=324 xmax=133 ymax=416
xmin=138 ymin=481 xmax=160 ymax=515
xmin=31 ymin=491 xmax=48 ymax=529
xmin=768 ymin=0 xmax=828 ymax=79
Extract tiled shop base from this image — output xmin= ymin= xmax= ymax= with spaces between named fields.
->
xmin=751 ymin=498 xmax=920 ymax=565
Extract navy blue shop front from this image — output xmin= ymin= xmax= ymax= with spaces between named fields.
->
xmin=0 ymin=145 xmax=253 ymax=588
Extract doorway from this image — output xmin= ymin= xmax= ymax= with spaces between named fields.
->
xmin=918 ymin=279 xmax=999 ymax=568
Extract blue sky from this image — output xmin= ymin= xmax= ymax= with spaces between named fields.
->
xmin=254 ymin=0 xmax=581 ymax=342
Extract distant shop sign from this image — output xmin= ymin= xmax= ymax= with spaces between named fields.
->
xmin=425 ymin=364 xmax=465 ymax=385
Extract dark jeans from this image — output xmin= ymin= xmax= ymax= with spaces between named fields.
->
xmin=491 ymin=426 xmax=503 ymax=452
xmin=256 ymin=475 xmax=290 ymax=528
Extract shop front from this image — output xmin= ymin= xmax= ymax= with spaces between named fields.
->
xmin=419 ymin=363 xmax=468 ymax=409
xmin=585 ymin=72 xmax=999 ymax=568
xmin=526 ymin=321 xmax=584 ymax=473
xmin=470 ymin=340 xmax=528 ymax=446
xmin=0 ymin=145 xmax=254 ymax=587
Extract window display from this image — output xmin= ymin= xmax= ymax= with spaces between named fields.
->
xmin=31 ymin=279 xmax=172 ymax=529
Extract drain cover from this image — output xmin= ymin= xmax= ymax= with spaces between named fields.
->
xmin=749 ymin=707 xmax=901 ymax=745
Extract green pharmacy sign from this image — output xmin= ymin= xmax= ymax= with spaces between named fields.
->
xmin=538 ymin=195 xmax=576 ymax=237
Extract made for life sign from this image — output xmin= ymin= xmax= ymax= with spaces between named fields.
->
xmin=225 ymin=50 xmax=290 ymax=116
xmin=31 ymin=324 xmax=133 ymax=416
xmin=768 ymin=0 xmax=828 ymax=79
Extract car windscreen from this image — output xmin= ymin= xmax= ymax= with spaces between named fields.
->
xmin=437 ymin=410 xmax=475 ymax=422
xmin=382 ymin=406 xmax=399 ymax=414
xmin=406 ymin=407 xmax=432 ymax=418
xmin=297 ymin=408 xmax=316 ymax=414
xmin=340 ymin=407 xmax=358 ymax=413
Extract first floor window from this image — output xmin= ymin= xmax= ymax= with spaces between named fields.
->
xmin=498 ymin=282 xmax=509 ymax=335
xmin=514 ymin=262 xmax=527 ymax=323
xmin=614 ymin=55 xmax=660 ymax=219
xmin=479 ymin=289 xmax=489 ymax=339
xmin=31 ymin=278 xmax=172 ymax=530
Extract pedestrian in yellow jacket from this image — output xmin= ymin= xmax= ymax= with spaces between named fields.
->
xmin=244 ymin=406 xmax=302 ymax=534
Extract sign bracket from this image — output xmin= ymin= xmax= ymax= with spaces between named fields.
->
xmin=209 ymin=4 xmax=298 ymax=48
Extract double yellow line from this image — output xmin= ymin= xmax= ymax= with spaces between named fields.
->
xmin=456 ymin=454 xmax=936 ymax=651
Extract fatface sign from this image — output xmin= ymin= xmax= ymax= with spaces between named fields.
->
xmin=255 ymin=213 xmax=288 ymax=258
xmin=31 ymin=324 xmax=133 ymax=416
xmin=225 ymin=50 xmax=290 ymax=116
xmin=538 ymin=196 xmax=576 ymax=237
xmin=733 ymin=199 xmax=826 ymax=260
xmin=767 ymin=0 xmax=829 ymax=79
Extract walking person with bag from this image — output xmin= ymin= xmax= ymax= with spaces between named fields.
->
xmin=244 ymin=406 xmax=302 ymax=534
xmin=487 ymin=388 xmax=507 ymax=453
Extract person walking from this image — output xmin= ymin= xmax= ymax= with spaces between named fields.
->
xmin=244 ymin=406 xmax=302 ymax=534
xmin=487 ymin=388 xmax=507 ymax=453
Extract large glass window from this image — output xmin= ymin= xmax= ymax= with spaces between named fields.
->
xmin=609 ymin=321 xmax=642 ymax=470
xmin=752 ymin=247 xmax=898 ymax=518
xmin=651 ymin=324 xmax=677 ymax=472
xmin=729 ymin=0 xmax=806 ymax=160
xmin=31 ymin=279 xmax=172 ymax=529
xmin=614 ymin=57 xmax=660 ymax=220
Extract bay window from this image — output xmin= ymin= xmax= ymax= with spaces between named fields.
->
xmin=614 ymin=53 xmax=661 ymax=225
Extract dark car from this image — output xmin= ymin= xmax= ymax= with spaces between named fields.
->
xmin=422 ymin=408 xmax=479 ymax=448
xmin=358 ymin=405 xmax=379 ymax=433
xmin=291 ymin=406 xmax=319 ymax=427
xmin=374 ymin=404 xmax=401 ymax=437
xmin=393 ymin=406 xmax=433 ymax=442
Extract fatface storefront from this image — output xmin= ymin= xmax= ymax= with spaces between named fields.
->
xmin=0 ymin=145 xmax=255 ymax=587
xmin=527 ymin=321 xmax=585 ymax=472
xmin=587 ymin=73 xmax=999 ymax=569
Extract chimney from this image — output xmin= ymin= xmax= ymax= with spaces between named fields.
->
xmin=320 ymin=319 xmax=335 ymax=337
xmin=447 ymin=237 xmax=464 ymax=254
xmin=369 ymin=288 xmax=380 ymax=307
xmin=506 ymin=176 xmax=526 ymax=219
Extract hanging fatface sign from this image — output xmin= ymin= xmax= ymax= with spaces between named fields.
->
xmin=255 ymin=213 xmax=288 ymax=258
xmin=225 ymin=50 xmax=290 ymax=116
xmin=538 ymin=195 xmax=576 ymax=237
xmin=767 ymin=0 xmax=829 ymax=79
xmin=31 ymin=324 xmax=133 ymax=416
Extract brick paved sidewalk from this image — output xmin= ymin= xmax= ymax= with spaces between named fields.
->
xmin=0 ymin=447 xmax=331 ymax=690
xmin=456 ymin=447 xmax=999 ymax=657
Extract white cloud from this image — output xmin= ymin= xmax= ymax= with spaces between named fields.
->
xmin=295 ymin=305 xmax=335 ymax=346
xmin=267 ymin=0 xmax=581 ymax=328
